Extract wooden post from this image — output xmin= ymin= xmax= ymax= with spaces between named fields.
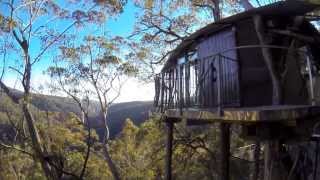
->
xmin=220 ymin=123 xmax=230 ymax=180
xmin=160 ymin=73 xmax=165 ymax=112
xmin=252 ymin=141 xmax=260 ymax=180
xmin=263 ymin=141 xmax=287 ymax=180
xmin=217 ymin=54 xmax=222 ymax=116
xmin=179 ymin=65 xmax=184 ymax=114
xmin=165 ymin=120 xmax=174 ymax=180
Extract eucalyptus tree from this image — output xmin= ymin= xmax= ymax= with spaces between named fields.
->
xmin=0 ymin=0 xmax=126 ymax=179
xmin=48 ymin=35 xmax=138 ymax=180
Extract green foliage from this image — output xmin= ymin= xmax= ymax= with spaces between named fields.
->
xmin=110 ymin=118 xmax=165 ymax=179
xmin=0 ymin=150 xmax=44 ymax=180
xmin=0 ymin=93 xmax=252 ymax=179
xmin=109 ymin=117 xmax=251 ymax=180
xmin=0 ymin=94 xmax=111 ymax=179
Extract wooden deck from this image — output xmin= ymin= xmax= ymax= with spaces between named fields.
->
xmin=162 ymin=105 xmax=320 ymax=124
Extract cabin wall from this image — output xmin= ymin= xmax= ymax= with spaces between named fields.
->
xmin=235 ymin=18 xmax=273 ymax=106
xmin=236 ymin=17 xmax=315 ymax=106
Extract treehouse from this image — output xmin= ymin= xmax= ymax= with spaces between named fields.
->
xmin=154 ymin=1 xmax=320 ymax=180
xmin=155 ymin=0 xmax=320 ymax=130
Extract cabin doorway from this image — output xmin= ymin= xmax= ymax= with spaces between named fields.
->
xmin=197 ymin=27 xmax=240 ymax=108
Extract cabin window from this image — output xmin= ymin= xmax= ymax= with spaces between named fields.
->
xmin=177 ymin=57 xmax=185 ymax=65
xmin=189 ymin=60 xmax=199 ymax=106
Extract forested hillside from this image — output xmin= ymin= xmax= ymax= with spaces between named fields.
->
xmin=0 ymin=93 xmax=252 ymax=179
xmin=0 ymin=91 xmax=153 ymax=137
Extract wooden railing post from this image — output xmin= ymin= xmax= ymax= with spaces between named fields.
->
xmin=168 ymin=70 xmax=173 ymax=108
xmin=179 ymin=65 xmax=184 ymax=114
xmin=217 ymin=54 xmax=222 ymax=116
xmin=160 ymin=73 xmax=165 ymax=112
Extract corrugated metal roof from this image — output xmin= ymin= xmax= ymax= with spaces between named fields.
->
xmin=162 ymin=0 xmax=320 ymax=71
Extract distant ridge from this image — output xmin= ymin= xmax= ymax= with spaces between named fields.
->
xmin=0 ymin=88 xmax=154 ymax=137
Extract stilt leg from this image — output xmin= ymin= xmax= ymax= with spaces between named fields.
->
xmin=220 ymin=123 xmax=230 ymax=180
xmin=252 ymin=141 xmax=260 ymax=180
xmin=264 ymin=141 xmax=285 ymax=180
xmin=165 ymin=121 xmax=173 ymax=180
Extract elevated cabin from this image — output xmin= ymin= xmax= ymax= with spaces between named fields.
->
xmin=154 ymin=2 xmax=320 ymax=180
xmin=154 ymin=1 xmax=320 ymax=128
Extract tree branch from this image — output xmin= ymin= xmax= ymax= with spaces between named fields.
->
xmin=0 ymin=142 xmax=33 ymax=157
xmin=32 ymin=21 xmax=77 ymax=65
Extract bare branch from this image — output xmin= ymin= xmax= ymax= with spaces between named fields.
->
xmin=150 ymin=49 xmax=174 ymax=64
xmin=32 ymin=21 xmax=77 ymax=65
xmin=9 ymin=66 xmax=24 ymax=76
xmin=0 ymin=45 xmax=7 ymax=81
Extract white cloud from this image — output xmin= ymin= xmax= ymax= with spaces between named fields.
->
xmin=116 ymin=78 xmax=154 ymax=102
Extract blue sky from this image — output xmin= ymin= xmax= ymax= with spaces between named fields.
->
xmin=34 ymin=1 xmax=138 ymax=74
xmin=1 ymin=1 xmax=154 ymax=102
xmin=106 ymin=1 xmax=137 ymax=37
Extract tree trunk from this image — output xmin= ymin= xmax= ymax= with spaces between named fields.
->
xmin=22 ymin=102 xmax=58 ymax=180
xmin=101 ymin=112 xmax=121 ymax=180
xmin=253 ymin=15 xmax=282 ymax=105
xmin=22 ymin=57 xmax=58 ymax=179
xmin=210 ymin=0 xmax=220 ymax=21
xmin=239 ymin=0 xmax=254 ymax=10
xmin=102 ymin=145 xmax=121 ymax=180
xmin=5 ymin=33 xmax=59 ymax=179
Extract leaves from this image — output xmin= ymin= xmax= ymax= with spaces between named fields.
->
xmin=119 ymin=62 xmax=139 ymax=76
xmin=59 ymin=47 xmax=79 ymax=60
xmin=97 ymin=55 xmax=120 ymax=66
xmin=47 ymin=67 xmax=67 ymax=78
xmin=144 ymin=0 xmax=154 ymax=9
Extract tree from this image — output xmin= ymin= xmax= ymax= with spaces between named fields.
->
xmin=47 ymin=34 xmax=138 ymax=180
xmin=108 ymin=116 xmax=250 ymax=180
xmin=0 ymin=0 xmax=126 ymax=179
xmin=0 ymin=95 xmax=111 ymax=179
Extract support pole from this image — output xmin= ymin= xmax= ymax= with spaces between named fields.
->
xmin=263 ymin=141 xmax=286 ymax=180
xmin=165 ymin=120 xmax=174 ymax=180
xmin=313 ymin=140 xmax=319 ymax=180
xmin=220 ymin=123 xmax=230 ymax=180
xmin=252 ymin=141 xmax=261 ymax=180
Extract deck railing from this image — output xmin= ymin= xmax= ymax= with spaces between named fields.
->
xmin=154 ymin=45 xmax=317 ymax=113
